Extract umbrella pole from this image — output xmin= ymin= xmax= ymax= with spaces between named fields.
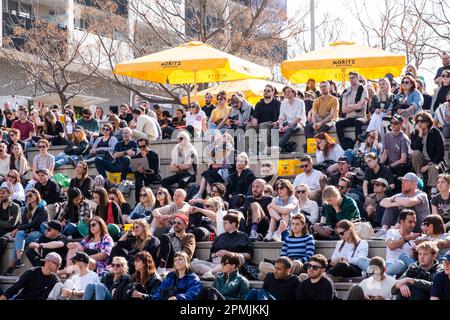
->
xmin=341 ymin=68 xmax=346 ymax=90
xmin=194 ymin=70 xmax=198 ymax=98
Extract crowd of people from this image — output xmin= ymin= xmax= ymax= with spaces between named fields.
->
xmin=0 ymin=53 xmax=449 ymax=301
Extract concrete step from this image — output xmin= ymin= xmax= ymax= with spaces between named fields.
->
xmin=0 ymin=275 xmax=19 ymax=293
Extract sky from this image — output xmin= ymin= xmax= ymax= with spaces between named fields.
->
xmin=286 ymin=0 xmax=442 ymax=91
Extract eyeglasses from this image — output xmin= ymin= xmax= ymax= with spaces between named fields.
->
xmin=402 ymin=81 xmax=410 ymax=85
xmin=337 ymin=230 xmax=347 ymax=236
xmin=89 ymin=223 xmax=98 ymax=228
xmin=38 ymin=145 xmax=46 ymax=149
xmin=111 ymin=263 xmax=123 ymax=268
xmin=296 ymin=190 xmax=307 ymax=194
xmin=422 ymin=222 xmax=431 ymax=227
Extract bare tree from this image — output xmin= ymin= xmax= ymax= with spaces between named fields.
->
xmin=0 ymin=17 xmax=101 ymax=106
xmin=411 ymin=0 xmax=450 ymax=47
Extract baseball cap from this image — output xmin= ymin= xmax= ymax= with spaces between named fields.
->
xmin=442 ymin=251 xmax=450 ymax=263
xmin=41 ymin=252 xmax=62 ymax=265
xmin=36 ymin=168 xmax=50 ymax=176
xmin=47 ymin=220 xmax=62 ymax=232
xmin=74 ymin=125 xmax=84 ymax=131
xmin=71 ymin=252 xmax=90 ymax=264
xmin=392 ymin=114 xmax=403 ymax=123
xmin=338 ymin=156 xmax=350 ymax=164
xmin=174 ymin=213 xmax=189 ymax=225
xmin=371 ymin=178 xmax=389 ymax=188
xmin=399 ymin=172 xmax=419 ymax=185
xmin=0 ymin=185 xmax=10 ymax=192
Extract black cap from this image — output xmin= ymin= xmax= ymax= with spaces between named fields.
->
xmin=71 ymin=251 xmax=90 ymax=264
xmin=47 ymin=220 xmax=62 ymax=232
xmin=36 ymin=168 xmax=50 ymax=176
xmin=392 ymin=114 xmax=403 ymax=123
xmin=338 ymin=156 xmax=350 ymax=164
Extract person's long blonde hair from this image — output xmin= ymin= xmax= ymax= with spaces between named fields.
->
xmin=132 ymin=219 xmax=152 ymax=251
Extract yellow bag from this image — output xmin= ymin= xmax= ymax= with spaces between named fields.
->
xmin=277 ymin=159 xmax=303 ymax=177
xmin=306 ymin=138 xmax=317 ymax=154
xmin=107 ymin=172 xmax=135 ymax=184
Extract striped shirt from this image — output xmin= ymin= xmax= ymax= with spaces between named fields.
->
xmin=281 ymin=234 xmax=315 ymax=263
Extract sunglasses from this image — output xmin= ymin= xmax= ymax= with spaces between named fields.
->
xmin=140 ymin=193 xmax=148 ymax=197
xmin=111 ymin=263 xmax=123 ymax=268
xmin=296 ymin=190 xmax=307 ymax=194
xmin=83 ymin=116 xmax=90 ymax=119
xmin=38 ymin=145 xmax=46 ymax=149
xmin=138 ymin=144 xmax=147 ymax=148
xmin=306 ymin=263 xmax=324 ymax=271
xmin=133 ymin=225 xmax=141 ymax=229
xmin=26 ymin=194 xmax=34 ymax=198
xmin=89 ymin=223 xmax=98 ymax=228
xmin=263 ymin=89 xmax=272 ymax=93
xmin=337 ymin=230 xmax=347 ymax=236
xmin=156 ymin=191 xmax=165 ymax=196
xmin=7 ymin=175 xmax=15 ymax=179
xmin=173 ymin=221 xmax=183 ymax=225
xmin=338 ymin=185 xmax=347 ymax=190
xmin=441 ymin=74 xmax=449 ymax=78
xmin=447 ymin=100 xmax=450 ymax=103
xmin=422 ymin=222 xmax=431 ymax=227
xmin=299 ymin=164 xmax=309 ymax=168
xmin=178 ymin=137 xmax=184 ymax=141
xmin=276 ymin=186 xmax=286 ymax=190
xmin=417 ymin=119 xmax=428 ymax=123
xmin=102 ymin=127 xmax=110 ymax=131
xmin=217 ymin=97 xmax=226 ymax=101
xmin=45 ymin=227 xmax=53 ymax=232
xmin=402 ymin=81 xmax=410 ymax=85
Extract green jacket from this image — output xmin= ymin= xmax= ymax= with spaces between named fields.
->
xmin=212 ymin=269 xmax=249 ymax=300
xmin=0 ymin=201 xmax=21 ymax=232
xmin=322 ymin=195 xmax=360 ymax=227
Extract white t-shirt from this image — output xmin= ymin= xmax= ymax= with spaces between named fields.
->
xmin=279 ymin=98 xmax=306 ymax=125
xmin=186 ymin=111 xmax=206 ymax=137
xmin=293 ymin=169 xmax=323 ymax=192
xmin=69 ymin=271 xmax=100 ymax=290
xmin=331 ymin=240 xmax=369 ymax=264
xmin=385 ymin=229 xmax=416 ymax=264
xmin=359 ymin=275 xmax=396 ymax=300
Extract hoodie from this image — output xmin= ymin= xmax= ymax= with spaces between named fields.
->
xmin=392 ymin=260 xmax=443 ymax=295
xmin=152 ymin=271 xmax=201 ymax=300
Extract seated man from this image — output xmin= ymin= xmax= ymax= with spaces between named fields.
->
xmin=191 ymin=212 xmax=254 ymax=279
xmin=410 ymin=111 xmax=445 ymax=194
xmin=296 ymin=254 xmax=336 ymax=300
xmin=345 ymin=256 xmax=396 ymax=300
xmin=278 ymin=85 xmax=306 ymax=153
xmin=94 ymin=127 xmax=137 ymax=182
xmin=34 ymin=168 xmax=67 ymax=219
xmin=364 ymin=178 xmax=389 ymax=227
xmin=304 ymin=81 xmax=339 ymax=140
xmin=392 ymin=241 xmax=443 ymax=300
xmin=133 ymin=138 xmax=160 ymax=203
xmin=131 ymin=107 xmax=159 ymax=141
xmin=337 ymin=177 xmax=367 ymax=220
xmin=151 ymin=189 xmax=190 ymax=236
xmin=0 ymin=186 xmax=21 ymax=260
xmin=0 ymin=252 xmax=61 ymax=300
xmin=77 ymin=107 xmax=99 ymax=139
xmin=363 ymin=152 xmax=395 ymax=197
xmin=327 ymin=156 xmax=361 ymax=187
xmin=246 ymin=257 xmax=301 ymax=300
xmin=293 ymin=155 xmax=326 ymax=203
xmin=240 ymin=179 xmax=273 ymax=241
xmin=26 ymin=220 xmax=68 ymax=268
xmin=376 ymin=172 xmax=430 ymax=237
xmin=431 ymin=251 xmax=450 ymax=300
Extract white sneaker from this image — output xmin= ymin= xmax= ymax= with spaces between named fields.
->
xmin=272 ymin=231 xmax=282 ymax=242
xmin=202 ymin=271 xmax=215 ymax=280
xmin=263 ymin=231 xmax=273 ymax=242
xmin=250 ymin=230 xmax=258 ymax=242
xmin=371 ymin=229 xmax=387 ymax=239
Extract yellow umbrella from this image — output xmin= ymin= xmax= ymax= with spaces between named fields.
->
xmin=281 ymin=41 xmax=406 ymax=84
xmin=114 ymin=41 xmax=272 ymax=96
xmin=180 ymin=79 xmax=285 ymax=106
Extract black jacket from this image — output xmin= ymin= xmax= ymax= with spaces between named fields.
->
xmin=133 ymin=150 xmax=160 ymax=178
xmin=411 ymin=127 xmax=445 ymax=164
xmin=133 ymin=273 xmax=162 ymax=300
xmin=64 ymin=139 xmax=89 ymax=156
xmin=19 ymin=205 xmax=48 ymax=232
xmin=392 ymin=260 xmax=443 ymax=295
xmin=101 ymin=273 xmax=132 ymax=300
xmin=227 ymin=168 xmax=256 ymax=197
xmin=34 ymin=179 xmax=67 ymax=205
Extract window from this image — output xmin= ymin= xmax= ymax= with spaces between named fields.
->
xmin=8 ymin=0 xmax=32 ymax=18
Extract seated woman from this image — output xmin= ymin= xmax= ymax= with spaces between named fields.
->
xmin=1 ymin=169 xmax=25 ymax=206
xmin=68 ymin=161 xmax=93 ymax=200
xmin=3 ymin=188 xmax=48 ymax=275
xmin=63 ymin=108 xmax=76 ymax=140
xmin=133 ymin=138 xmax=161 ymax=203
xmin=36 ymin=110 xmax=67 ymax=146
xmin=208 ymin=91 xmax=231 ymax=133
xmin=82 ymin=256 xmax=131 ymax=300
xmin=314 ymin=132 xmax=345 ymax=175
xmin=199 ymin=253 xmax=249 ymax=300
xmin=344 ymin=130 xmax=383 ymax=166
xmin=65 ymin=216 xmax=114 ymax=277
xmin=85 ymin=123 xmax=118 ymax=163
xmin=109 ymin=219 xmax=160 ymax=274
xmin=365 ymin=77 xmax=393 ymax=138
xmin=431 ymin=174 xmax=450 ymax=231
xmin=259 ymin=213 xmax=315 ymax=280
xmin=56 ymin=187 xmax=92 ymax=238
xmin=185 ymin=102 xmax=207 ymax=138
xmin=416 ymin=215 xmax=450 ymax=261
xmin=126 ymin=187 xmax=154 ymax=224
xmin=54 ymin=126 xmax=89 ymax=167
xmin=264 ymin=179 xmax=299 ymax=242
xmin=170 ymin=108 xmax=186 ymax=128
xmin=328 ymin=220 xmax=369 ymax=278
xmin=160 ymin=131 xmax=198 ymax=191
xmin=108 ymin=114 xmax=127 ymax=142
xmin=192 ymin=133 xmax=234 ymax=200
xmin=129 ymin=251 xmax=162 ymax=300
xmin=92 ymin=188 xmax=122 ymax=238
xmin=152 ymin=251 xmax=201 ymax=300
xmin=313 ymin=186 xmax=361 ymax=240
xmin=9 ymin=143 xmax=29 ymax=186
xmin=294 ymin=184 xmax=319 ymax=224
xmin=226 ymin=152 xmax=256 ymax=209
xmin=109 ymin=188 xmax=132 ymax=223
xmin=189 ymin=182 xmax=227 ymax=207
xmin=187 ymin=197 xmax=227 ymax=242
xmin=153 ymin=187 xmax=172 ymax=210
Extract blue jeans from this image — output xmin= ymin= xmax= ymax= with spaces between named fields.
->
xmin=13 ymin=230 xmax=42 ymax=260
xmin=208 ymin=123 xmax=226 ymax=134
xmin=54 ymin=153 xmax=79 ymax=168
xmin=95 ymin=156 xmax=131 ymax=181
xmin=82 ymin=283 xmax=112 ymax=300
xmin=246 ymin=289 xmax=276 ymax=301
xmin=356 ymin=256 xmax=408 ymax=276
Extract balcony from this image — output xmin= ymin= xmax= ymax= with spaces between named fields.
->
xmin=2 ymin=12 xmax=67 ymax=52
xmin=76 ymin=0 xmax=128 ymax=17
